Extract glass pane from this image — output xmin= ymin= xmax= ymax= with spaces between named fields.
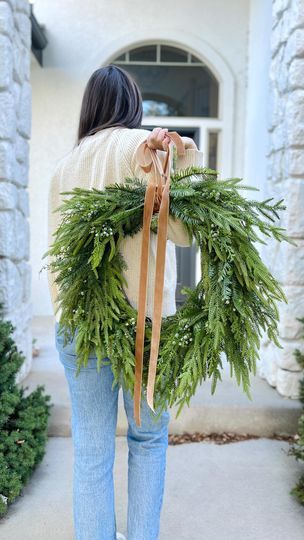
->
xmin=191 ymin=54 xmax=202 ymax=63
xmin=143 ymin=100 xmax=179 ymax=116
xmin=208 ymin=132 xmax=218 ymax=170
xmin=160 ymin=46 xmax=188 ymax=63
xmin=124 ymin=64 xmax=219 ymax=117
xmin=114 ymin=53 xmax=126 ymax=62
xmin=129 ymin=46 xmax=157 ymax=62
xmin=175 ymin=244 xmax=196 ymax=307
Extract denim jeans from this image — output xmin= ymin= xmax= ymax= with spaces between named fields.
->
xmin=55 ymin=322 xmax=170 ymax=540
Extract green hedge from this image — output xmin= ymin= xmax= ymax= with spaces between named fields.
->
xmin=0 ymin=312 xmax=52 ymax=517
xmin=288 ymin=317 xmax=304 ymax=505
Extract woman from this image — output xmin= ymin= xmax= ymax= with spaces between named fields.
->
xmin=47 ymin=64 xmax=204 ymax=540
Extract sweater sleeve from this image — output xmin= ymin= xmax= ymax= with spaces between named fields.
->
xmin=129 ymin=129 xmax=204 ymax=247
xmin=46 ymin=165 xmax=63 ymax=318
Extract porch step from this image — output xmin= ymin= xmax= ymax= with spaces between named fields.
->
xmin=19 ymin=316 xmax=303 ymax=437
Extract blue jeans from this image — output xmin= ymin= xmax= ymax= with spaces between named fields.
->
xmin=55 ymin=322 xmax=170 ymax=540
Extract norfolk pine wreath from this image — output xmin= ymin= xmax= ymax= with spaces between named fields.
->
xmin=43 ymin=136 xmax=296 ymax=425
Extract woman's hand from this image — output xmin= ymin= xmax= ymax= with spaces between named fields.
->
xmin=146 ymin=127 xmax=198 ymax=151
xmin=147 ymin=128 xmax=198 ymax=215
xmin=146 ymin=127 xmax=171 ymax=151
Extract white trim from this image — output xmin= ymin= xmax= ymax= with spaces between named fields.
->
xmin=156 ymin=43 xmax=160 ymax=63
xmin=143 ymin=116 xmax=222 ymax=128
xmin=114 ymin=61 xmax=205 ymax=66
xmin=115 ymin=44 xmax=205 ymax=66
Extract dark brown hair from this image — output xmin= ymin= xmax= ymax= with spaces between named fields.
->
xmin=76 ymin=64 xmax=143 ymax=145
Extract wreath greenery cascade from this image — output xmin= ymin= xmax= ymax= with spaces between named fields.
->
xmin=44 ymin=166 xmax=295 ymax=418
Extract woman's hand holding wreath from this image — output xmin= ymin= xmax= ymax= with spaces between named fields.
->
xmin=147 ymin=127 xmax=197 ymax=214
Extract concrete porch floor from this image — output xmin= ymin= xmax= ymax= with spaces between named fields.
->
xmin=1 ymin=436 xmax=304 ymax=539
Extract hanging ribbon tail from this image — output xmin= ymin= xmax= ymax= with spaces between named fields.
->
xmin=133 ymin=131 xmax=186 ymax=425
xmin=133 ymin=181 xmax=156 ymax=427
xmin=146 ymin=179 xmax=170 ymax=412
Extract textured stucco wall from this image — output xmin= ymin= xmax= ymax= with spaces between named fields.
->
xmin=259 ymin=0 xmax=304 ymax=397
xmin=29 ymin=0 xmax=250 ymax=317
xmin=0 ymin=0 xmax=32 ymax=381
xmin=244 ymin=0 xmax=273 ymax=197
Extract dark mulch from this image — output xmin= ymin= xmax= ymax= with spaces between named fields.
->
xmin=168 ymin=431 xmax=298 ymax=445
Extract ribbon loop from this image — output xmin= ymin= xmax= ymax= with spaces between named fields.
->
xmin=133 ymin=131 xmax=185 ymax=426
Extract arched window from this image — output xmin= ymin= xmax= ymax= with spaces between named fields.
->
xmin=112 ymin=44 xmax=219 ymax=118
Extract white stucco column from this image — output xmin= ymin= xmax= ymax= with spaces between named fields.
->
xmin=0 ymin=0 xmax=32 ymax=381
xmin=244 ymin=0 xmax=273 ymax=198
xmin=259 ymin=0 xmax=304 ymax=397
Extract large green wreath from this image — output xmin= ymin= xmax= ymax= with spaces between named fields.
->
xmin=44 ymin=165 xmax=295 ymax=418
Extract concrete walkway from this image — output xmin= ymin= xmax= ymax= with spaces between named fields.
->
xmin=21 ymin=316 xmax=303 ymax=437
xmin=1 ymin=436 xmax=304 ymax=539
xmin=7 ymin=318 xmax=304 ymax=538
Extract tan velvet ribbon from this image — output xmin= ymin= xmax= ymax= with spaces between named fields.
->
xmin=133 ymin=131 xmax=185 ymax=426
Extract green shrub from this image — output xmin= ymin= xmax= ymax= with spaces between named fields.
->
xmin=288 ymin=316 xmax=304 ymax=505
xmin=0 ymin=312 xmax=52 ymax=517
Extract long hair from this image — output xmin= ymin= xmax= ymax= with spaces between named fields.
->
xmin=76 ymin=64 xmax=143 ymax=145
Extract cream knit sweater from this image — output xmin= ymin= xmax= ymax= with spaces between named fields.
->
xmin=47 ymin=126 xmax=204 ymax=322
